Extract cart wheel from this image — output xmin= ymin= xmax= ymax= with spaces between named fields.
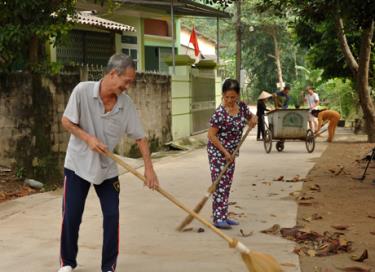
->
xmin=305 ymin=129 xmax=315 ymax=153
xmin=263 ymin=129 xmax=272 ymax=153
xmin=276 ymin=141 xmax=284 ymax=152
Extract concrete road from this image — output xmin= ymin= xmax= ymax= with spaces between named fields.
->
xmin=0 ymin=133 xmax=327 ymax=272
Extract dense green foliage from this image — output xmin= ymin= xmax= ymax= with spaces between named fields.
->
xmin=319 ymin=78 xmax=358 ymax=119
xmin=182 ymin=1 xmax=306 ymax=101
xmin=183 ymin=0 xmax=364 ymax=119
xmin=258 ymin=0 xmax=374 ymax=124
xmin=258 ymin=0 xmax=375 ymax=87
xmin=0 ymin=0 xmax=75 ymax=72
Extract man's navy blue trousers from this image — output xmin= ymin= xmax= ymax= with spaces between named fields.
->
xmin=60 ymin=168 xmax=120 ymax=272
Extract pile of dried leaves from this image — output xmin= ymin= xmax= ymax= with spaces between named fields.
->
xmin=0 ymin=185 xmax=36 ymax=203
xmin=0 ymin=166 xmax=38 ymax=203
xmin=262 ymin=225 xmax=353 ymax=257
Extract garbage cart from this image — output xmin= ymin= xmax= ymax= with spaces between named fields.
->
xmin=263 ymin=109 xmax=315 ymax=153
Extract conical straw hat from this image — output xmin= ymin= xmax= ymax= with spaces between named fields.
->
xmin=258 ymin=91 xmax=272 ymax=100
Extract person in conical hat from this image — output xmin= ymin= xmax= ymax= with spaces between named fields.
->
xmin=258 ymin=91 xmax=272 ymax=100
xmin=257 ymin=91 xmax=272 ymax=140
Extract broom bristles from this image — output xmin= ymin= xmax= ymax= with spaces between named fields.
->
xmin=234 ymin=241 xmax=282 ymax=272
xmin=241 ymin=251 xmax=282 ymax=272
xmin=176 ymin=196 xmax=209 ymax=231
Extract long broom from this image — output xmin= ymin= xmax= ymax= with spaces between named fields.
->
xmin=176 ymin=125 xmax=252 ymax=231
xmin=106 ymin=151 xmax=282 ymax=272
xmin=314 ymin=121 xmax=329 ymax=138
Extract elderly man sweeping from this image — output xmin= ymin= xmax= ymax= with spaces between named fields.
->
xmin=58 ymin=53 xmax=159 ymax=272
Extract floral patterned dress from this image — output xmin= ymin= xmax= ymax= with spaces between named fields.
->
xmin=207 ymin=101 xmax=252 ymax=223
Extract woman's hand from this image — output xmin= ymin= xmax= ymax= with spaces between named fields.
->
xmin=248 ymin=115 xmax=258 ymax=129
xmin=223 ymin=150 xmax=234 ymax=163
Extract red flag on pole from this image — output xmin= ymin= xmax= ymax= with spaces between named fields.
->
xmin=188 ymin=27 xmax=200 ymax=57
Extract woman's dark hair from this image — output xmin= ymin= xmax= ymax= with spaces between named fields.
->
xmin=222 ymin=78 xmax=240 ymax=94
xmin=311 ymin=109 xmax=327 ymax=117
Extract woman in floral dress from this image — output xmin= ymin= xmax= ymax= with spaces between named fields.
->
xmin=207 ymin=79 xmax=257 ymax=229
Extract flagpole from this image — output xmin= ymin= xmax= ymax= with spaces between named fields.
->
xmin=216 ymin=16 xmax=219 ymax=64
xmin=171 ymin=0 xmax=175 ymax=74
xmin=186 ymin=24 xmax=192 ymax=55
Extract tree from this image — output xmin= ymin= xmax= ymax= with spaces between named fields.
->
xmin=182 ymin=0 xmax=304 ymax=101
xmin=242 ymin=1 xmax=293 ymax=88
xmin=259 ymin=0 xmax=375 ymax=141
xmin=240 ymin=0 xmax=305 ymax=99
xmin=235 ymin=0 xmax=242 ymax=82
xmin=0 ymin=0 xmax=75 ymax=72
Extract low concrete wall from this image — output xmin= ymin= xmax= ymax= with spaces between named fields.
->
xmin=116 ymin=72 xmax=172 ymax=156
xmin=0 ymin=72 xmax=78 ymax=182
xmin=0 ymin=71 xmax=172 ymax=183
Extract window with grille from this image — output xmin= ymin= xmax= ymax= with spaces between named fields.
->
xmin=145 ymin=46 xmax=176 ymax=73
xmin=121 ymin=34 xmax=138 ymax=68
xmin=56 ymin=30 xmax=115 ymax=66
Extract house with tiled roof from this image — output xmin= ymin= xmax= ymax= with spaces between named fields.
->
xmin=48 ymin=0 xmax=230 ymax=140
xmin=49 ymin=0 xmax=229 ymax=74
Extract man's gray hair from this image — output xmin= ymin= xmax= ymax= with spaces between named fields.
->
xmin=105 ymin=53 xmax=136 ymax=75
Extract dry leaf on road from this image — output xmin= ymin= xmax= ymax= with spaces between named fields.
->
xmin=197 ymin=228 xmax=205 ymax=233
xmin=309 ymin=184 xmax=321 ymax=192
xmin=290 ymin=191 xmax=301 ymax=197
xmin=332 ymin=225 xmax=350 ymax=231
xmin=307 ymin=249 xmax=316 ymax=256
xmin=351 ymin=249 xmax=368 ymax=262
xmin=312 ymin=213 xmax=323 ymax=220
xmin=335 ymin=166 xmax=345 ymax=176
xmin=298 ymin=195 xmax=314 ymax=201
xmin=336 ymin=266 xmax=371 ymax=272
xmin=303 ymin=213 xmax=322 ymax=222
xmin=285 ymin=175 xmax=306 ymax=182
xmin=261 ymin=224 xmax=280 ymax=234
xmin=280 ymin=263 xmax=296 ymax=267
xmin=299 ymin=201 xmax=313 ymax=206
xmin=280 ymin=226 xmax=352 ymax=256
xmin=182 ymin=227 xmax=193 ymax=232
xmin=268 ymin=193 xmax=279 ymax=197
xmin=240 ymin=229 xmax=253 ymax=237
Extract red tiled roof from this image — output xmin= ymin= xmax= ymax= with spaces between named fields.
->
xmin=73 ymin=11 xmax=135 ymax=32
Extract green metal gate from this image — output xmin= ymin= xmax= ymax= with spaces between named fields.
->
xmin=191 ymin=70 xmax=216 ymax=134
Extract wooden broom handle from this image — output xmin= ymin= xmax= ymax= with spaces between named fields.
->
xmin=313 ymin=120 xmax=329 ymax=136
xmin=106 ymin=152 xmax=235 ymax=245
xmin=208 ymin=125 xmax=252 ymax=194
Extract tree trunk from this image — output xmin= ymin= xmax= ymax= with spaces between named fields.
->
xmin=270 ymin=28 xmax=284 ymax=89
xmin=356 ymin=21 xmax=375 ymax=142
xmin=335 ymin=17 xmax=375 ymax=142
xmin=235 ymin=0 xmax=241 ymax=82
xmin=29 ymin=35 xmax=39 ymax=67
xmin=334 ymin=17 xmax=359 ymax=75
